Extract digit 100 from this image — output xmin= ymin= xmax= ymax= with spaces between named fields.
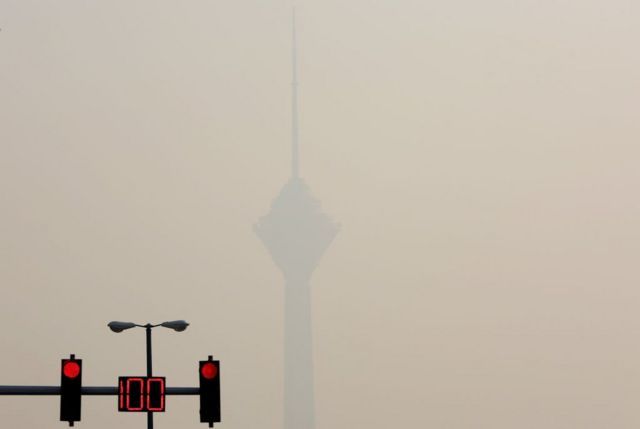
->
xmin=118 ymin=377 xmax=166 ymax=412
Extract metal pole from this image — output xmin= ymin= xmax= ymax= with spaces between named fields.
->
xmin=146 ymin=325 xmax=153 ymax=429
xmin=0 ymin=386 xmax=199 ymax=395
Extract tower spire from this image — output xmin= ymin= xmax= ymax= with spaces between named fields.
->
xmin=291 ymin=7 xmax=300 ymax=178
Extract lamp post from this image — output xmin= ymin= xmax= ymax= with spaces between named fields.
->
xmin=108 ymin=320 xmax=189 ymax=429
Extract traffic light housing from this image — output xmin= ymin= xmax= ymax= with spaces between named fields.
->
xmin=199 ymin=356 xmax=221 ymax=427
xmin=60 ymin=355 xmax=82 ymax=425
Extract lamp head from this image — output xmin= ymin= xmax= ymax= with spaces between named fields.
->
xmin=161 ymin=320 xmax=189 ymax=332
xmin=108 ymin=321 xmax=137 ymax=333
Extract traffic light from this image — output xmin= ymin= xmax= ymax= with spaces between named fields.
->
xmin=60 ymin=355 xmax=82 ymax=425
xmin=199 ymin=356 xmax=221 ymax=427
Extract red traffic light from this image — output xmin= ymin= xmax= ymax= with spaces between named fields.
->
xmin=63 ymin=361 xmax=81 ymax=379
xmin=201 ymin=362 xmax=218 ymax=380
xmin=60 ymin=356 xmax=82 ymax=424
xmin=199 ymin=358 xmax=221 ymax=425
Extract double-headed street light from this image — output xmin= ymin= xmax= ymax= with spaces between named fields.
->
xmin=108 ymin=320 xmax=189 ymax=429
xmin=108 ymin=320 xmax=189 ymax=333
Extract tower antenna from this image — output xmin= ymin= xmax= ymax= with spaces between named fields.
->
xmin=291 ymin=7 xmax=300 ymax=178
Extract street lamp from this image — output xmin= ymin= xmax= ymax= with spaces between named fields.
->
xmin=160 ymin=320 xmax=189 ymax=332
xmin=108 ymin=320 xmax=189 ymax=429
xmin=108 ymin=320 xmax=189 ymax=333
xmin=106 ymin=321 xmax=137 ymax=333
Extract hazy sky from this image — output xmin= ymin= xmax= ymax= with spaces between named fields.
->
xmin=1 ymin=1 xmax=639 ymax=428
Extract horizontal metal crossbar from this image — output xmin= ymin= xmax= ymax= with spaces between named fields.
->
xmin=0 ymin=386 xmax=199 ymax=396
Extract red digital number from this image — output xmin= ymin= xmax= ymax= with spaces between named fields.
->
xmin=119 ymin=379 xmax=124 ymax=410
xmin=126 ymin=378 xmax=145 ymax=411
xmin=118 ymin=376 xmax=166 ymax=412
xmin=146 ymin=378 xmax=165 ymax=411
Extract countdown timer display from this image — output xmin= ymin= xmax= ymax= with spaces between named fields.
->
xmin=118 ymin=377 xmax=166 ymax=412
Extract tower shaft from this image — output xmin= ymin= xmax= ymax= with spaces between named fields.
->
xmin=284 ymin=279 xmax=314 ymax=429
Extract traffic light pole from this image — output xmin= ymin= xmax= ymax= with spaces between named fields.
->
xmin=146 ymin=324 xmax=154 ymax=429
xmin=0 ymin=320 xmax=221 ymax=427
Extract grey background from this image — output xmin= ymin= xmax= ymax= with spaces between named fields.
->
xmin=1 ymin=1 xmax=639 ymax=428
